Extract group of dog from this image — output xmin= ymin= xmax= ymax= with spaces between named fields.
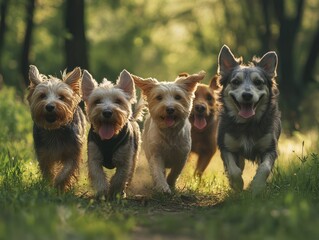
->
xmin=27 ymin=45 xmax=281 ymax=199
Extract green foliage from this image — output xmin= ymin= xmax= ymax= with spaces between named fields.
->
xmin=4 ymin=0 xmax=317 ymax=88
xmin=0 ymin=86 xmax=33 ymax=158
xmin=271 ymin=152 xmax=319 ymax=195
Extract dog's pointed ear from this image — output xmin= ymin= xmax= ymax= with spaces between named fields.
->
xmin=209 ymin=75 xmax=220 ymax=90
xmin=29 ymin=65 xmax=43 ymax=86
xmin=218 ymin=45 xmax=240 ymax=76
xmin=131 ymin=74 xmax=158 ymax=96
xmin=176 ymin=70 xmax=206 ymax=93
xmin=64 ymin=67 xmax=82 ymax=95
xmin=82 ymin=70 xmax=98 ymax=102
xmin=256 ymin=51 xmax=278 ymax=78
xmin=117 ymin=69 xmax=136 ymax=102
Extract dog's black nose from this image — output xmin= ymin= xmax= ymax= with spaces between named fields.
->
xmin=102 ymin=109 xmax=113 ymax=118
xmin=195 ymin=104 xmax=206 ymax=113
xmin=45 ymin=104 xmax=55 ymax=112
xmin=166 ymin=107 xmax=175 ymax=115
xmin=242 ymin=92 xmax=253 ymax=101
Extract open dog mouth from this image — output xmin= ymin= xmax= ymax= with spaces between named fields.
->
xmin=98 ymin=122 xmax=115 ymax=140
xmin=161 ymin=115 xmax=176 ymax=127
xmin=45 ymin=114 xmax=57 ymax=123
xmin=193 ymin=113 xmax=207 ymax=130
xmin=231 ymin=95 xmax=264 ymax=119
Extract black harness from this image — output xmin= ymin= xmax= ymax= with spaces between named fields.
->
xmin=88 ymin=123 xmax=130 ymax=169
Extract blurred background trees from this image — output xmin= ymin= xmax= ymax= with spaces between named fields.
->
xmin=0 ymin=0 xmax=318 ymax=133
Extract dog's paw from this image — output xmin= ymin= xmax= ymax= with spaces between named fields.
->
xmin=229 ymin=175 xmax=244 ymax=192
xmin=96 ymin=189 xmax=108 ymax=201
xmin=155 ymin=184 xmax=172 ymax=194
xmin=249 ymin=180 xmax=266 ymax=196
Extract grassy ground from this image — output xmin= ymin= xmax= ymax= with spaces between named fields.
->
xmin=1 ymin=86 xmax=319 ymax=240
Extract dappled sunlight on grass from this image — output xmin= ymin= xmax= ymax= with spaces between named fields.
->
xmin=277 ymin=130 xmax=318 ymax=166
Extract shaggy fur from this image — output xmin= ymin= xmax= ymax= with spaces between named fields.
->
xmin=189 ymin=75 xmax=219 ymax=177
xmin=82 ymin=69 xmax=143 ymax=199
xmin=217 ymin=45 xmax=281 ymax=195
xmin=27 ymin=65 xmax=86 ymax=191
xmin=132 ymin=71 xmax=205 ymax=193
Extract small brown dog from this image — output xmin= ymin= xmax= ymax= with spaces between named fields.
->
xmin=27 ymin=65 xmax=86 ymax=191
xmin=188 ymin=75 xmax=219 ymax=177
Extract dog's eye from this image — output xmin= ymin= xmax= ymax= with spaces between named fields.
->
xmin=39 ymin=93 xmax=46 ymax=99
xmin=58 ymin=95 xmax=65 ymax=101
xmin=206 ymin=94 xmax=213 ymax=101
xmin=94 ymin=99 xmax=101 ymax=105
xmin=175 ymin=94 xmax=182 ymax=100
xmin=115 ymin=98 xmax=122 ymax=104
xmin=231 ymin=79 xmax=241 ymax=86
xmin=156 ymin=95 xmax=162 ymax=101
xmin=254 ymin=79 xmax=263 ymax=86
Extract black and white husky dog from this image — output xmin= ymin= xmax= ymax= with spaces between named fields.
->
xmin=217 ymin=45 xmax=281 ymax=195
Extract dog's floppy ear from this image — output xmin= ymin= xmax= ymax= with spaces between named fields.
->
xmin=178 ymin=72 xmax=189 ymax=78
xmin=218 ymin=45 xmax=240 ymax=76
xmin=209 ymin=75 xmax=220 ymax=90
xmin=29 ymin=65 xmax=43 ymax=86
xmin=82 ymin=70 xmax=98 ymax=102
xmin=117 ymin=69 xmax=136 ymax=103
xmin=64 ymin=67 xmax=82 ymax=95
xmin=131 ymin=75 xmax=158 ymax=97
xmin=256 ymin=51 xmax=278 ymax=78
xmin=176 ymin=70 xmax=206 ymax=93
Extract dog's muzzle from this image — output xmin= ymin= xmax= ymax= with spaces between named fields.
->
xmin=231 ymin=93 xmax=264 ymax=119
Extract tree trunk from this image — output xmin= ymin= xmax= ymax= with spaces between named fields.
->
xmin=21 ymin=0 xmax=35 ymax=87
xmin=65 ymin=0 xmax=88 ymax=71
xmin=302 ymin=24 xmax=319 ymax=85
xmin=273 ymin=0 xmax=305 ymax=131
xmin=0 ymin=0 xmax=9 ymax=73
xmin=260 ymin=0 xmax=272 ymax=51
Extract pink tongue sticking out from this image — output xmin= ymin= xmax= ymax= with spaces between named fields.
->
xmin=238 ymin=104 xmax=255 ymax=119
xmin=98 ymin=123 xmax=115 ymax=140
xmin=194 ymin=115 xmax=207 ymax=130
xmin=165 ymin=116 xmax=175 ymax=127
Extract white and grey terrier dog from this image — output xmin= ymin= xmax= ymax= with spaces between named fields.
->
xmin=82 ymin=69 xmax=143 ymax=199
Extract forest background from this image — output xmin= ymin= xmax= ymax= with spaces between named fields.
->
xmin=0 ymin=0 xmax=318 ymax=132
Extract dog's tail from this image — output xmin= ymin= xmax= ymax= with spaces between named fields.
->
xmin=132 ymin=96 xmax=147 ymax=122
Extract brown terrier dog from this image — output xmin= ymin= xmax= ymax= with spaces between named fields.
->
xmin=27 ymin=65 xmax=86 ymax=191
xmin=188 ymin=75 xmax=219 ymax=178
xmin=132 ymin=71 xmax=205 ymax=193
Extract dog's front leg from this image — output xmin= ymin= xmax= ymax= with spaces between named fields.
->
xmin=88 ymin=141 xmax=108 ymax=198
xmin=221 ymin=150 xmax=243 ymax=191
xmin=167 ymin=162 xmax=185 ymax=190
xmin=37 ymin=152 xmax=55 ymax=183
xmin=54 ymin=154 xmax=80 ymax=191
xmin=149 ymin=155 xmax=171 ymax=194
xmin=109 ymin=157 xmax=133 ymax=200
xmin=195 ymin=149 xmax=215 ymax=177
xmin=250 ymin=152 xmax=276 ymax=195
